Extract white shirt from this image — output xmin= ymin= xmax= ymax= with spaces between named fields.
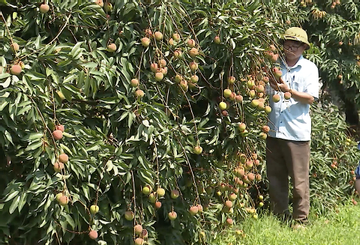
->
xmin=267 ymin=56 xmax=319 ymax=141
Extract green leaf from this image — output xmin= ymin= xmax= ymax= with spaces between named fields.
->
xmin=9 ymin=195 xmax=20 ymax=214
xmin=63 ymin=213 xmax=76 ymax=229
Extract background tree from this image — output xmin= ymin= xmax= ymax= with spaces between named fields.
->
xmin=300 ymin=0 xmax=360 ymax=127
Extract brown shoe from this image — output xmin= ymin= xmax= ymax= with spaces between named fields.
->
xmin=292 ymin=218 xmax=309 ymax=230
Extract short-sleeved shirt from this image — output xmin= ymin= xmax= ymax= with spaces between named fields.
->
xmin=267 ymin=55 xmax=319 ymax=141
xmin=356 ymin=142 xmax=360 ymax=179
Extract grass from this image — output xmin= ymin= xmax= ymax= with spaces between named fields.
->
xmin=212 ymin=201 xmax=360 ymax=245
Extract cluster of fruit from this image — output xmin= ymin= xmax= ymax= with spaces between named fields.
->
xmin=5 ymin=3 xmax=50 ymax=77
xmin=311 ymin=9 xmax=327 ymax=19
xmin=330 ymin=0 xmax=341 ymax=9
xmin=53 ymin=124 xmax=100 ymax=240
xmin=299 ymin=0 xmax=313 ymax=7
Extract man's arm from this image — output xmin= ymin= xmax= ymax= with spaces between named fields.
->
xmin=269 ymin=77 xmax=315 ymax=105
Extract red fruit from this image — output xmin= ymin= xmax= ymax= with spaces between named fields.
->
xmin=284 ymin=91 xmax=291 ymax=100
xmin=264 ymin=106 xmax=272 ymax=114
xmin=223 ymin=89 xmax=232 ymax=98
xmin=238 ymin=123 xmax=246 ymax=132
xmin=39 ymin=3 xmax=50 ymax=13
xmin=272 ymin=94 xmax=280 ymax=103
xmin=225 ymin=200 xmax=233 ymax=208
xmin=131 ymin=78 xmax=139 ymax=87
xmin=256 ymin=85 xmax=265 ymax=93
xmin=154 ymin=201 xmax=162 ymax=209
xmin=150 ymin=63 xmax=158 ymax=73
xmin=273 ymin=67 xmax=282 ymax=78
xmin=134 ymin=238 xmax=144 ymax=245
xmin=59 ymin=153 xmax=69 ymax=163
xmin=197 ymin=204 xmax=203 ymax=213
xmin=257 ymin=101 xmax=265 ymax=110
xmin=214 ymin=36 xmax=221 ymax=44
xmin=248 ymin=90 xmax=256 ymax=98
xmin=168 ymin=211 xmax=177 ymax=220
xmin=141 ymin=37 xmax=150 ymax=47
xmin=55 ymin=125 xmax=65 ymax=132
xmin=134 ymin=224 xmax=143 ymax=235
xmin=107 ymin=43 xmax=117 ymax=52
xmin=226 ymin=218 xmax=233 ymax=226
xmin=189 ymin=61 xmax=198 ymax=72
xmin=221 ymin=110 xmax=229 ymax=117
xmin=235 ymin=167 xmax=245 ymax=177
xmin=174 ymin=74 xmax=183 ymax=83
xmin=148 ymin=193 xmax=156 ymax=203
xmin=188 ymin=48 xmax=199 ymax=57
xmin=247 ymin=173 xmax=255 ymax=181
xmin=154 ymin=31 xmax=163 ymax=41
xmin=271 ymin=53 xmax=279 ymax=62
xmin=187 ymin=39 xmax=196 ymax=47
xmin=172 ymin=33 xmax=180 ymax=41
xmin=259 ymin=132 xmax=267 ymax=140
xmin=53 ymin=130 xmax=63 ymax=140
xmin=262 ymin=125 xmax=270 ymax=133
xmin=245 ymin=160 xmax=253 ymax=170
xmin=235 ymin=95 xmax=243 ymax=103
xmin=160 ymin=67 xmax=168 ymax=76
xmin=135 ymin=89 xmax=145 ymax=99
xmin=168 ymin=38 xmax=174 ymax=45
xmin=228 ymin=76 xmax=236 ymax=84
xmin=124 ymin=211 xmax=134 ymax=221
xmin=191 ymin=75 xmax=199 ymax=83
xmin=145 ymin=28 xmax=152 ymax=37
xmin=247 ymin=80 xmax=255 ymax=89
xmin=155 ymin=72 xmax=164 ymax=81
xmin=159 ymin=59 xmax=167 ymax=67
xmin=95 ymin=0 xmax=104 ymax=7
xmin=193 ymin=145 xmax=203 ymax=155
xmin=173 ymin=50 xmax=183 ymax=58
xmin=189 ymin=206 xmax=199 ymax=215
xmin=58 ymin=195 xmax=69 ymax=206
xmin=156 ymin=187 xmax=165 ymax=197
xmin=251 ymin=99 xmax=259 ymax=107
xmin=256 ymin=174 xmax=262 ymax=181
xmin=229 ymin=193 xmax=237 ymax=201
xmin=171 ymin=189 xmax=180 ymax=199
xmin=89 ymin=230 xmax=98 ymax=240
xmin=10 ymin=43 xmax=20 ymax=52
xmin=10 ymin=64 xmax=22 ymax=75
xmin=53 ymin=161 xmax=64 ymax=172
xmin=141 ymin=229 xmax=148 ymax=238
xmin=269 ymin=44 xmax=276 ymax=51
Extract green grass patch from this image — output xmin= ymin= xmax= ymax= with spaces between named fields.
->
xmin=212 ymin=201 xmax=360 ymax=245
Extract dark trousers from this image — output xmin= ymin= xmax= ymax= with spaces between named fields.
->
xmin=266 ymin=137 xmax=310 ymax=220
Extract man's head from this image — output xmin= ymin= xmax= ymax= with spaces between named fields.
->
xmin=281 ymin=27 xmax=310 ymax=60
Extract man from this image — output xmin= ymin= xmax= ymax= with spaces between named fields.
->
xmin=355 ymin=142 xmax=360 ymax=195
xmin=266 ymin=27 xmax=320 ymax=226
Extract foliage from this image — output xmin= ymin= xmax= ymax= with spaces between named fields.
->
xmin=309 ymin=101 xmax=360 ymax=214
xmin=299 ymin=0 xmax=360 ymax=124
xmin=0 ymin=0 xmax=359 ymax=245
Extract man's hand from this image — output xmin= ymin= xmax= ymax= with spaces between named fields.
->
xmin=269 ymin=76 xmax=290 ymax=92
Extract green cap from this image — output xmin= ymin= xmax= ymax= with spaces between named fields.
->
xmin=282 ymin=27 xmax=310 ymax=50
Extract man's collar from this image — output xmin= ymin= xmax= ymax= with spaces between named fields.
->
xmin=282 ymin=55 xmax=305 ymax=70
